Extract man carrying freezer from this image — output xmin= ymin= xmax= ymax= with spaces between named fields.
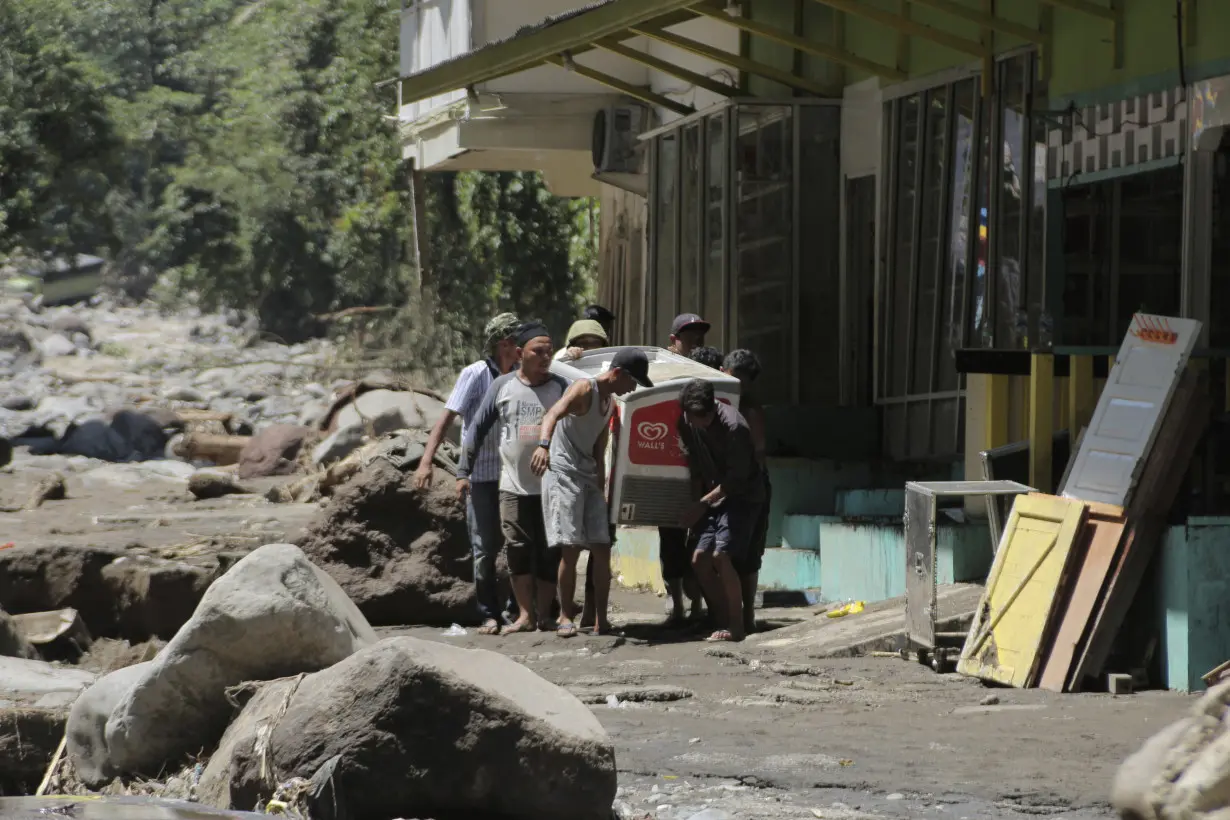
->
xmin=531 ymin=348 xmax=653 ymax=637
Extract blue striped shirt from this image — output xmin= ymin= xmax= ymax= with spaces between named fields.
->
xmin=446 ymin=359 xmax=501 ymax=483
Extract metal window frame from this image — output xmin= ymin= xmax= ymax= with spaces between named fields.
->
xmin=875 ymin=49 xmax=1043 ymax=458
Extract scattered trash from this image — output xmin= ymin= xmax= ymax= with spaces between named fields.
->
xmin=839 ymin=759 xmax=854 ymax=767
xmin=980 ymin=694 xmax=1001 ymax=706
xmin=606 ymin=694 xmax=622 ymax=708
xmin=825 ymin=600 xmax=865 ymax=619
xmin=886 ymin=793 xmax=905 ymax=800
xmin=689 ymin=737 xmax=701 ymax=744
xmin=441 ymin=624 xmax=468 ymax=637
xmin=0 ymin=542 xmax=13 ymax=550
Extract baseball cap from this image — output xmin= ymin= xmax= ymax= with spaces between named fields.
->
xmin=483 ymin=312 xmax=521 ymax=349
xmin=610 ymin=347 xmax=653 ymax=388
xmin=566 ymin=319 xmax=608 ymax=346
xmin=671 ymin=313 xmax=710 ymax=336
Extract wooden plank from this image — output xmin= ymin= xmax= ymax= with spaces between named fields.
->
xmin=1036 ymin=508 xmax=1127 ymax=692
xmin=1068 ymin=371 xmax=1212 ymax=690
xmin=957 ymin=494 xmax=1088 ymax=688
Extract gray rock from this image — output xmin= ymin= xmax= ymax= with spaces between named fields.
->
xmin=102 ymin=544 xmax=375 ymax=779
xmin=40 ymin=333 xmax=77 ymax=358
xmin=0 ymin=609 xmax=37 ymax=659
xmin=2 ymin=395 xmax=34 ymax=411
xmin=66 ymin=662 xmax=154 ymax=787
xmin=312 ymin=389 xmax=447 ymax=466
xmin=236 ymin=425 xmax=312 ymax=479
xmin=198 ymin=636 xmax=616 ymax=820
xmin=50 ymin=313 xmax=91 ymax=338
xmin=79 ymin=460 xmax=197 ymax=490
xmin=188 ymin=471 xmax=250 ymax=499
xmin=296 ymin=460 xmax=477 ymax=626
xmin=164 ymin=385 xmax=206 ymax=403
xmin=0 ymin=654 xmax=95 ymax=706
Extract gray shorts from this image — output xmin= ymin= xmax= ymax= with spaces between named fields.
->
xmin=542 ymin=468 xmax=611 ymax=549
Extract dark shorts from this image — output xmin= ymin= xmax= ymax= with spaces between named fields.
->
xmin=499 ymin=492 xmax=560 ymax=583
xmin=693 ymin=501 xmax=759 ymax=563
xmin=658 ymin=526 xmax=692 ymax=582
xmin=734 ymin=478 xmax=772 ymax=576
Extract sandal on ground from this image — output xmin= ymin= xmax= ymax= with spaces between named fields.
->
xmin=500 ymin=620 xmax=534 ymax=636
xmin=477 ymin=619 xmax=500 ymax=636
xmin=556 ymin=622 xmax=579 ymax=638
xmin=704 ymin=630 xmax=743 ymax=642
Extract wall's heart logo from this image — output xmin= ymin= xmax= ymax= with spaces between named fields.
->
xmin=637 ymin=421 xmax=669 ymax=441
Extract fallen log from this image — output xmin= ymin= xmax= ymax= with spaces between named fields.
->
xmin=173 ymin=433 xmax=250 ymax=466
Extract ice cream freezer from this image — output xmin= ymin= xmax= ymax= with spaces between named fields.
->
xmin=552 ymin=346 xmax=740 ymax=527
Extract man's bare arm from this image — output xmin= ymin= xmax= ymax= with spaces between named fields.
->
xmin=538 ymin=379 xmax=593 ymax=445
xmin=413 ymin=409 xmax=459 ymax=489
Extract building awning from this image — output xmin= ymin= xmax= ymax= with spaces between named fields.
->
xmin=398 ymin=0 xmax=913 ymax=117
xmin=398 ymin=0 xmax=1134 ymax=118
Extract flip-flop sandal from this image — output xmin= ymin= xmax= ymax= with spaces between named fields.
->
xmin=556 ymin=622 xmax=579 ymax=638
xmin=477 ymin=619 xmax=500 ymax=636
xmin=704 ymin=630 xmax=741 ymax=642
xmin=500 ymin=621 xmax=534 ymax=636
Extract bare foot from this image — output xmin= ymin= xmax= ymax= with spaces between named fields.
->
xmin=500 ymin=619 xmax=534 ymax=635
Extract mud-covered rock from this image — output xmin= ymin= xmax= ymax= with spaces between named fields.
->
xmin=101 ymin=544 xmax=375 ymax=779
xmin=198 ymin=636 xmax=616 ymax=820
xmin=296 ymin=460 xmax=476 ymax=626
xmin=237 ymin=424 xmax=312 ymax=479
xmin=0 ymin=608 xmax=37 ymax=659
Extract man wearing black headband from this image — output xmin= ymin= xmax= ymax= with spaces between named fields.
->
xmin=458 ymin=322 xmax=567 ymax=635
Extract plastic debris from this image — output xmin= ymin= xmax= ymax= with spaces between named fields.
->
xmin=441 ymin=624 xmax=468 ymax=637
xmin=606 ymin=694 xmax=622 ymax=708
xmin=825 ymin=600 xmax=865 ymax=619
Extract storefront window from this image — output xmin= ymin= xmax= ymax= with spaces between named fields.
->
xmin=653 ymin=134 xmax=678 ymax=344
xmin=704 ymin=112 xmax=727 ymax=347
xmin=680 ymin=125 xmax=702 ymax=324
xmin=646 ymin=101 xmax=840 ymax=407
xmin=878 ymin=52 xmax=1043 ymax=459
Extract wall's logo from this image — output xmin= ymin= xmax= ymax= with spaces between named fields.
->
xmin=637 ymin=421 xmax=669 ymax=442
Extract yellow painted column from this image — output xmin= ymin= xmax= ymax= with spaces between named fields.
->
xmin=1030 ymin=353 xmax=1054 ymax=493
xmin=1069 ymin=355 xmax=1095 ymax=436
xmin=985 ymin=374 xmax=1010 ymax=450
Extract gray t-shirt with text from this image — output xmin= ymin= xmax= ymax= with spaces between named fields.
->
xmin=458 ymin=370 xmax=567 ymax=496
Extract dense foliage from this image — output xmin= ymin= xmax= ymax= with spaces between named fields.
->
xmin=0 ymin=0 xmax=597 ymax=357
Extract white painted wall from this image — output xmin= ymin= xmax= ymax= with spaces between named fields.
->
xmin=646 ymin=17 xmax=739 ymax=124
xmin=401 ymin=0 xmax=741 ymax=128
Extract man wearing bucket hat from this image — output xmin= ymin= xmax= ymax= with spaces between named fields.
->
xmin=415 ymin=311 xmax=522 ymax=635
xmin=553 ymin=318 xmax=609 ymax=363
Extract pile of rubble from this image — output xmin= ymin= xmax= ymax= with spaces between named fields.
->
xmin=3 ymin=544 xmax=616 ymax=819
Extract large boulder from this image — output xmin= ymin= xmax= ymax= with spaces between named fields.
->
xmin=198 ymin=636 xmax=616 ymax=820
xmin=237 ymin=424 xmax=313 ymax=479
xmin=1111 ymin=681 xmax=1230 ymax=820
xmin=296 ymin=460 xmax=475 ymax=626
xmin=65 ymin=662 xmax=153 ymax=787
xmin=0 ymin=545 xmax=217 ymax=642
xmin=312 ymin=389 xmax=448 ymax=466
xmin=98 ymin=544 xmax=375 ymax=780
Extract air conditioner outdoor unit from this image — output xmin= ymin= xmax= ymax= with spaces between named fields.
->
xmin=592 ymin=104 xmax=648 ymax=174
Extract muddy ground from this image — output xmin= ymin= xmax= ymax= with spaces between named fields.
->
xmin=0 ymin=457 xmax=1193 ymax=820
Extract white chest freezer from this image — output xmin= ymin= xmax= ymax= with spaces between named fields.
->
xmin=551 ymin=346 xmax=740 ymax=527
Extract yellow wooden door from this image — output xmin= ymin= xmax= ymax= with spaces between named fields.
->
xmin=957 ymin=494 xmax=1088 ymax=687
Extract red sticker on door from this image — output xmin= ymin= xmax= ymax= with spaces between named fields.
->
xmin=627 ymin=401 xmax=688 ymax=467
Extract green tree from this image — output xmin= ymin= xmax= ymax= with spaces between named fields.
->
xmin=0 ymin=0 xmax=118 ymax=256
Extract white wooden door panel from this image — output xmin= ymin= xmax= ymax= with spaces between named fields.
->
xmin=1060 ymin=314 xmax=1201 ymax=507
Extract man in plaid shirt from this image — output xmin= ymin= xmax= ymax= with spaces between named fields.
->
xmin=415 ymin=312 xmax=522 ymax=634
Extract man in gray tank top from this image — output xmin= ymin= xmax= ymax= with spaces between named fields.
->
xmin=531 ymin=347 xmax=652 ymax=636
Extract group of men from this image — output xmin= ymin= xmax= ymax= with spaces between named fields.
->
xmin=414 ymin=305 xmax=769 ymax=643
